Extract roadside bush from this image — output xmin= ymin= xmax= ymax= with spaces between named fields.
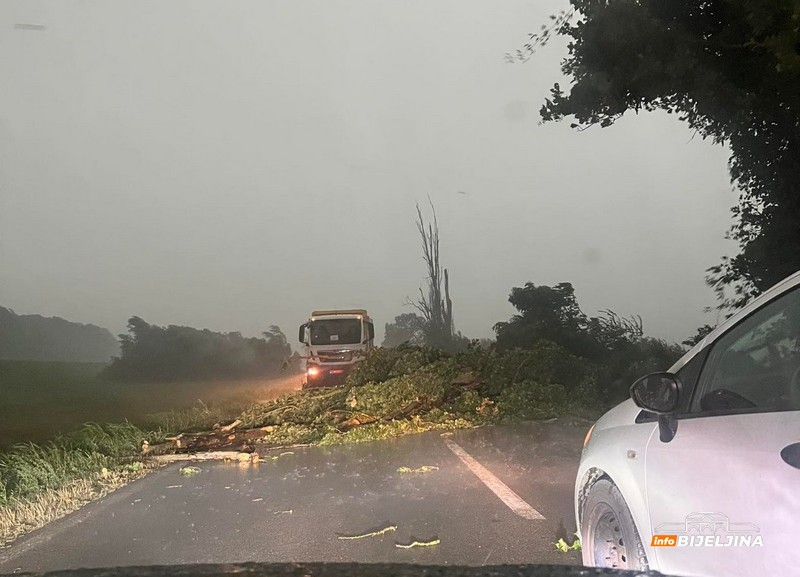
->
xmin=597 ymin=338 xmax=686 ymax=403
xmin=0 ymin=422 xmax=149 ymax=506
xmin=492 ymin=282 xmax=686 ymax=406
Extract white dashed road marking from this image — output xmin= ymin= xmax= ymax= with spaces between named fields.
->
xmin=444 ymin=439 xmax=545 ymax=520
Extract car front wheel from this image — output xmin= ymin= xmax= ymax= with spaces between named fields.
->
xmin=581 ymin=478 xmax=649 ymax=571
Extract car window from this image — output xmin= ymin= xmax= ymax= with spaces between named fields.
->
xmin=691 ymin=287 xmax=800 ymax=414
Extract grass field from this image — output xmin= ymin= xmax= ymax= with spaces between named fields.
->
xmin=0 ymin=360 xmax=302 ymax=450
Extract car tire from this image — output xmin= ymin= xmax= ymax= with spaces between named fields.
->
xmin=581 ymin=478 xmax=649 ymax=571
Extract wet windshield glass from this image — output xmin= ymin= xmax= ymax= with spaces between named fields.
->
xmin=310 ymin=319 xmax=362 ymax=345
xmin=2 ymin=1 xmax=799 ymax=576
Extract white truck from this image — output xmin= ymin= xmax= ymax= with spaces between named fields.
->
xmin=297 ymin=309 xmax=375 ymax=388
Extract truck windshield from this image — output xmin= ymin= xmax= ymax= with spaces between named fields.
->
xmin=310 ymin=319 xmax=362 ymax=345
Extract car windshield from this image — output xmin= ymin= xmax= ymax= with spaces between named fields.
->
xmin=310 ymin=319 xmax=362 ymax=345
xmin=2 ymin=1 xmax=799 ymax=576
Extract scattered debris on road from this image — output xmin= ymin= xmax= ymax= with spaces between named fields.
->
xmin=555 ymin=533 xmax=582 ymax=553
xmin=337 ymin=524 xmax=398 ymax=540
xmin=178 ymin=466 xmax=201 ymax=477
xmin=264 ymin=451 xmax=294 ymax=461
xmin=396 ymin=465 xmax=439 ymax=474
xmin=395 ymin=537 xmax=441 ymax=548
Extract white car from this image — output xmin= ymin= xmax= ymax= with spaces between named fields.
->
xmin=577 ymin=270 xmax=800 ymax=576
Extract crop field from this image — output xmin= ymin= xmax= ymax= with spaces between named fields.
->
xmin=0 ymin=360 xmax=302 ymax=450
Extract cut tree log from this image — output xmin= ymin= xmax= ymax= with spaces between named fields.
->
xmin=152 ymin=451 xmax=251 ymax=464
xmin=151 ymin=445 xmax=311 ymax=464
xmin=143 ymin=425 xmax=277 ymax=456
xmin=219 ymin=419 xmax=242 ymax=433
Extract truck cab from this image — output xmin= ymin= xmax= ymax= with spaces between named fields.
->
xmin=298 ymin=309 xmax=375 ymax=388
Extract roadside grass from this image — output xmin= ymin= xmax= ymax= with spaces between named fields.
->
xmin=0 ymin=466 xmax=152 ymax=547
xmin=0 ymin=407 xmax=234 ymax=547
xmin=0 ymin=423 xmax=141 ymax=546
xmin=140 ymin=402 xmax=243 ymax=440
xmin=0 ymin=423 xmax=152 ymax=503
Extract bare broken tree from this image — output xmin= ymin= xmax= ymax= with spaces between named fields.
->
xmin=408 ymin=200 xmax=454 ymax=350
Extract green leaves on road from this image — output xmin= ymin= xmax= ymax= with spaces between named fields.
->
xmin=555 ymin=533 xmax=581 ymax=553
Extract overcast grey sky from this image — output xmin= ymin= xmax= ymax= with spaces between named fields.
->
xmin=0 ymin=0 xmax=736 ymax=345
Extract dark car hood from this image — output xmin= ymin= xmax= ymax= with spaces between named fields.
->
xmin=5 ymin=561 xmax=667 ymax=577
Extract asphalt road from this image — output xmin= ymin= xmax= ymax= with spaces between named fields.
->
xmin=0 ymin=420 xmax=588 ymax=573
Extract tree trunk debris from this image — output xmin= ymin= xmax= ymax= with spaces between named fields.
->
xmin=142 ymin=372 xmax=483 ymax=458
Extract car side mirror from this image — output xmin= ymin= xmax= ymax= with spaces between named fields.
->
xmin=631 ymin=372 xmax=681 ymax=414
xmin=298 ymin=324 xmax=307 ymax=344
xmin=630 ymin=372 xmax=682 ymax=443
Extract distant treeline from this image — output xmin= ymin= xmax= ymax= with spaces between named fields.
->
xmin=103 ymin=316 xmax=291 ymax=382
xmin=0 ymin=306 xmax=119 ymax=363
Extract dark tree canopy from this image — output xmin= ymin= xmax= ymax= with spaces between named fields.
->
xmin=382 ymin=313 xmax=427 ymax=348
xmin=494 ymin=282 xmax=684 ymax=398
xmin=533 ymin=0 xmax=800 ymax=311
xmin=494 ymin=282 xmax=602 ymax=358
xmin=105 ymin=317 xmax=291 ymax=382
xmin=682 ymin=323 xmax=716 ymax=348
xmin=0 ymin=306 xmax=118 ymax=363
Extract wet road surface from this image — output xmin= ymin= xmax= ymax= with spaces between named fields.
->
xmin=0 ymin=420 xmax=588 ymax=573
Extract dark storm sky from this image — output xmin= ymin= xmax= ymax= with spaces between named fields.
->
xmin=0 ymin=0 xmax=736 ymax=344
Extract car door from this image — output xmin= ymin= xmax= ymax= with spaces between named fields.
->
xmin=643 ymin=286 xmax=800 ymax=577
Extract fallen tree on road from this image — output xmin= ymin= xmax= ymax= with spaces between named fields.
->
xmin=142 ymin=343 xmax=601 ymax=456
